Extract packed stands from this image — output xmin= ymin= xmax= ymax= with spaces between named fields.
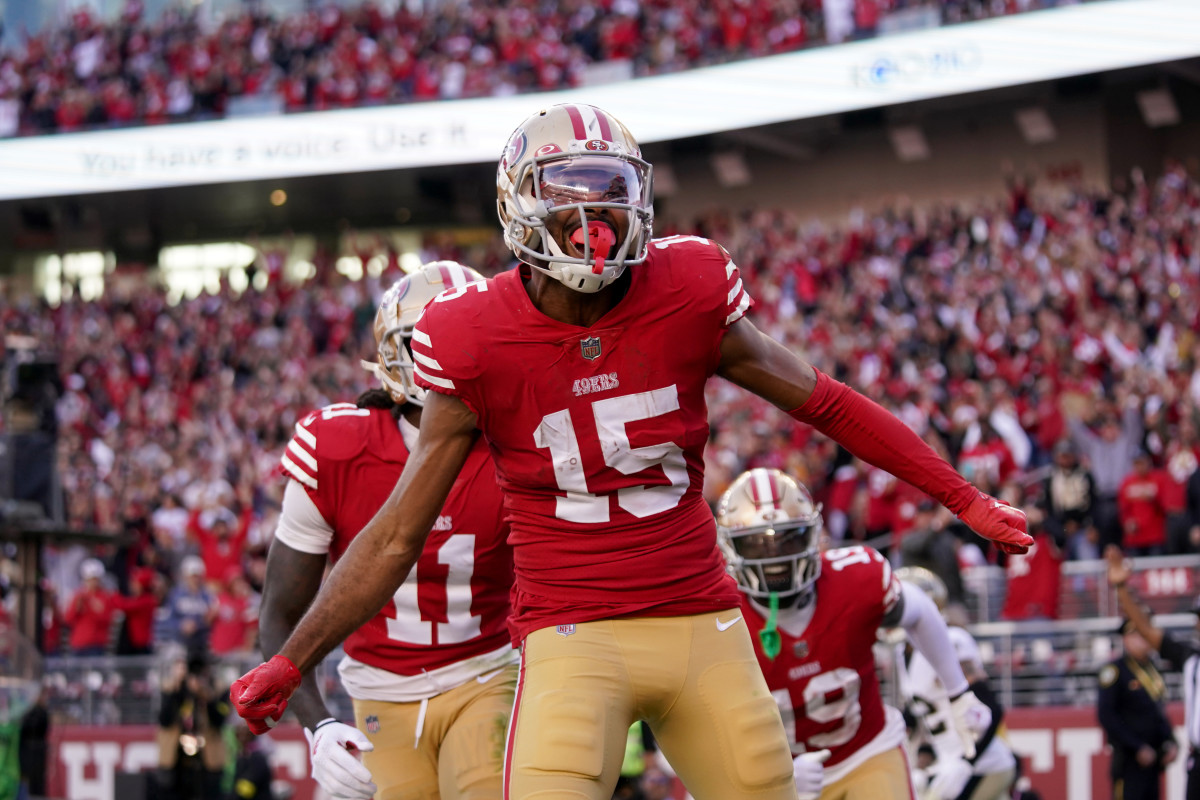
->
xmin=1 ymin=160 xmax=1198 ymax=732
xmin=0 ymin=0 xmax=1096 ymax=136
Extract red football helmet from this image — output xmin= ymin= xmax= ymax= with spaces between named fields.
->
xmin=496 ymin=103 xmax=653 ymax=294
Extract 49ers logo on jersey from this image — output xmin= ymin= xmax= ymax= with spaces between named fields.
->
xmin=433 ymin=515 xmax=452 ymax=531
xmin=572 ymin=372 xmax=619 ymax=397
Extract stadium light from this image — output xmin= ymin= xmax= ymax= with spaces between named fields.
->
xmin=1136 ymin=88 xmax=1180 ymax=127
xmin=1014 ymin=107 xmax=1057 ymax=144
xmin=710 ymin=152 xmax=752 ymax=188
xmin=888 ymin=125 xmax=930 ymax=162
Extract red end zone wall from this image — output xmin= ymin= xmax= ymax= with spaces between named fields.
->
xmin=1006 ymin=705 xmax=1187 ymax=800
xmin=48 ymin=706 xmax=1188 ymax=800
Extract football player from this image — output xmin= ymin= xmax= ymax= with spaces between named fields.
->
xmin=893 ymin=568 xmax=1017 ymax=800
xmin=233 ymin=103 xmax=1031 ymax=800
xmin=717 ymin=468 xmax=992 ymax=800
xmin=258 ymin=262 xmax=516 ymax=800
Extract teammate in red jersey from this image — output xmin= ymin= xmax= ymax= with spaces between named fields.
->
xmin=717 ymin=468 xmax=992 ymax=799
xmin=258 ymin=262 xmax=516 ymax=800
xmin=233 ymin=103 xmax=1030 ymax=800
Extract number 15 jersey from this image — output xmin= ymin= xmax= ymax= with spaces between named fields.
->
xmin=413 ymin=236 xmax=751 ymax=640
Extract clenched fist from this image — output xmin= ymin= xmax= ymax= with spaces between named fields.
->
xmin=959 ymin=493 xmax=1031 ymax=554
xmin=230 ymin=655 xmax=303 ymax=735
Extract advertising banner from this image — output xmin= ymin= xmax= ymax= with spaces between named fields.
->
xmin=1 ymin=0 xmax=1198 ymax=200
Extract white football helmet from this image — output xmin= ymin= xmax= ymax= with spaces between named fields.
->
xmin=716 ymin=469 xmax=823 ymax=602
xmin=496 ymin=103 xmax=653 ymax=293
xmin=362 ymin=261 xmax=484 ymax=406
xmin=894 ymin=566 xmax=948 ymax=610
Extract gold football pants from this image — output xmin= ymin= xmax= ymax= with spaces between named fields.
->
xmin=505 ymin=611 xmax=797 ymax=800
xmin=352 ymin=664 xmax=517 ymax=800
xmin=820 ymin=747 xmax=914 ymax=800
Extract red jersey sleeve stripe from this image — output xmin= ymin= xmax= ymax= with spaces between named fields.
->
xmin=286 ymin=439 xmax=318 ymax=472
xmin=281 ymin=453 xmax=317 ymax=489
xmin=293 ymin=421 xmax=316 ymax=448
xmin=414 ymin=363 xmax=455 ymax=389
xmin=723 ymin=257 xmax=752 ymax=325
xmin=410 ymin=326 xmax=456 ymax=388
xmin=726 ymin=291 xmax=751 ymax=326
xmin=413 ymin=350 xmax=444 ymax=371
xmin=727 ymin=277 xmax=744 ymax=306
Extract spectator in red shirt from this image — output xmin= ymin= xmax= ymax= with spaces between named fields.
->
xmin=209 ymin=568 xmax=259 ymax=655
xmin=958 ymin=421 xmax=1017 ymax=493
xmin=1001 ymin=510 xmax=1063 ymax=621
xmin=191 ymin=506 xmax=250 ymax=583
xmin=1118 ymin=451 xmax=1169 ymax=556
xmin=116 ymin=567 xmax=161 ymax=655
xmin=64 ymin=559 xmax=115 ymax=655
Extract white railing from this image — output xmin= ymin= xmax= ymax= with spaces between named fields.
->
xmin=962 ymin=554 xmax=1200 ymax=622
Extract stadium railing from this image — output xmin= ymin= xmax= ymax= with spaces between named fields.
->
xmin=964 ymin=553 xmax=1200 ymax=622
xmin=37 ymin=555 xmax=1200 ymax=724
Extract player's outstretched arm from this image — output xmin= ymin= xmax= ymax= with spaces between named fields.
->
xmin=716 ymin=318 xmax=1031 ymax=554
xmin=231 ymin=391 xmax=480 ymax=728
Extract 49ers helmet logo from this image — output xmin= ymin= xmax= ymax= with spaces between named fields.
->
xmin=502 ymin=130 xmax=527 ymax=171
xmin=585 ymin=139 xmax=609 ymax=151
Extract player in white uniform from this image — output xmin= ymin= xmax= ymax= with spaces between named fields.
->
xmin=894 ymin=567 xmax=1017 ymax=800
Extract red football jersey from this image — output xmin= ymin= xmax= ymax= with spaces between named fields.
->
xmin=1000 ymin=531 xmax=1061 ymax=620
xmin=412 ymin=236 xmax=751 ymax=639
xmin=741 ymin=545 xmax=901 ymax=766
xmin=282 ymin=403 xmax=512 ymax=674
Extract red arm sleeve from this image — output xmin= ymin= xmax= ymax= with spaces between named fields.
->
xmin=789 ymin=369 xmax=977 ymax=516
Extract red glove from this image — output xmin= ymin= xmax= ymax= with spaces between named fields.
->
xmin=959 ymin=493 xmax=1032 ymax=554
xmin=230 ymin=655 xmax=303 ymax=735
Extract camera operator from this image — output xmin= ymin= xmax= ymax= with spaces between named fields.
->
xmin=157 ymin=652 xmax=229 ymax=800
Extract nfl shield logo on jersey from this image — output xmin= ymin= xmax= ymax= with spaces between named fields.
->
xmin=556 ymin=624 xmax=577 ymax=637
xmin=793 ymin=641 xmax=809 ymax=659
xmin=365 ymin=715 xmax=380 ymax=734
xmin=580 ymin=336 xmax=601 ymax=361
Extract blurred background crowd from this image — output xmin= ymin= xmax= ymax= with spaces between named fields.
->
xmin=1 ymin=158 xmax=1197 ymax=663
xmin=0 ymin=0 xmax=1091 ymax=135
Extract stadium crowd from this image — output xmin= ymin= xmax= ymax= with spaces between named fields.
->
xmin=1 ymin=161 xmax=1198 ymax=661
xmin=1 ymin=0 xmax=1087 ymax=135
